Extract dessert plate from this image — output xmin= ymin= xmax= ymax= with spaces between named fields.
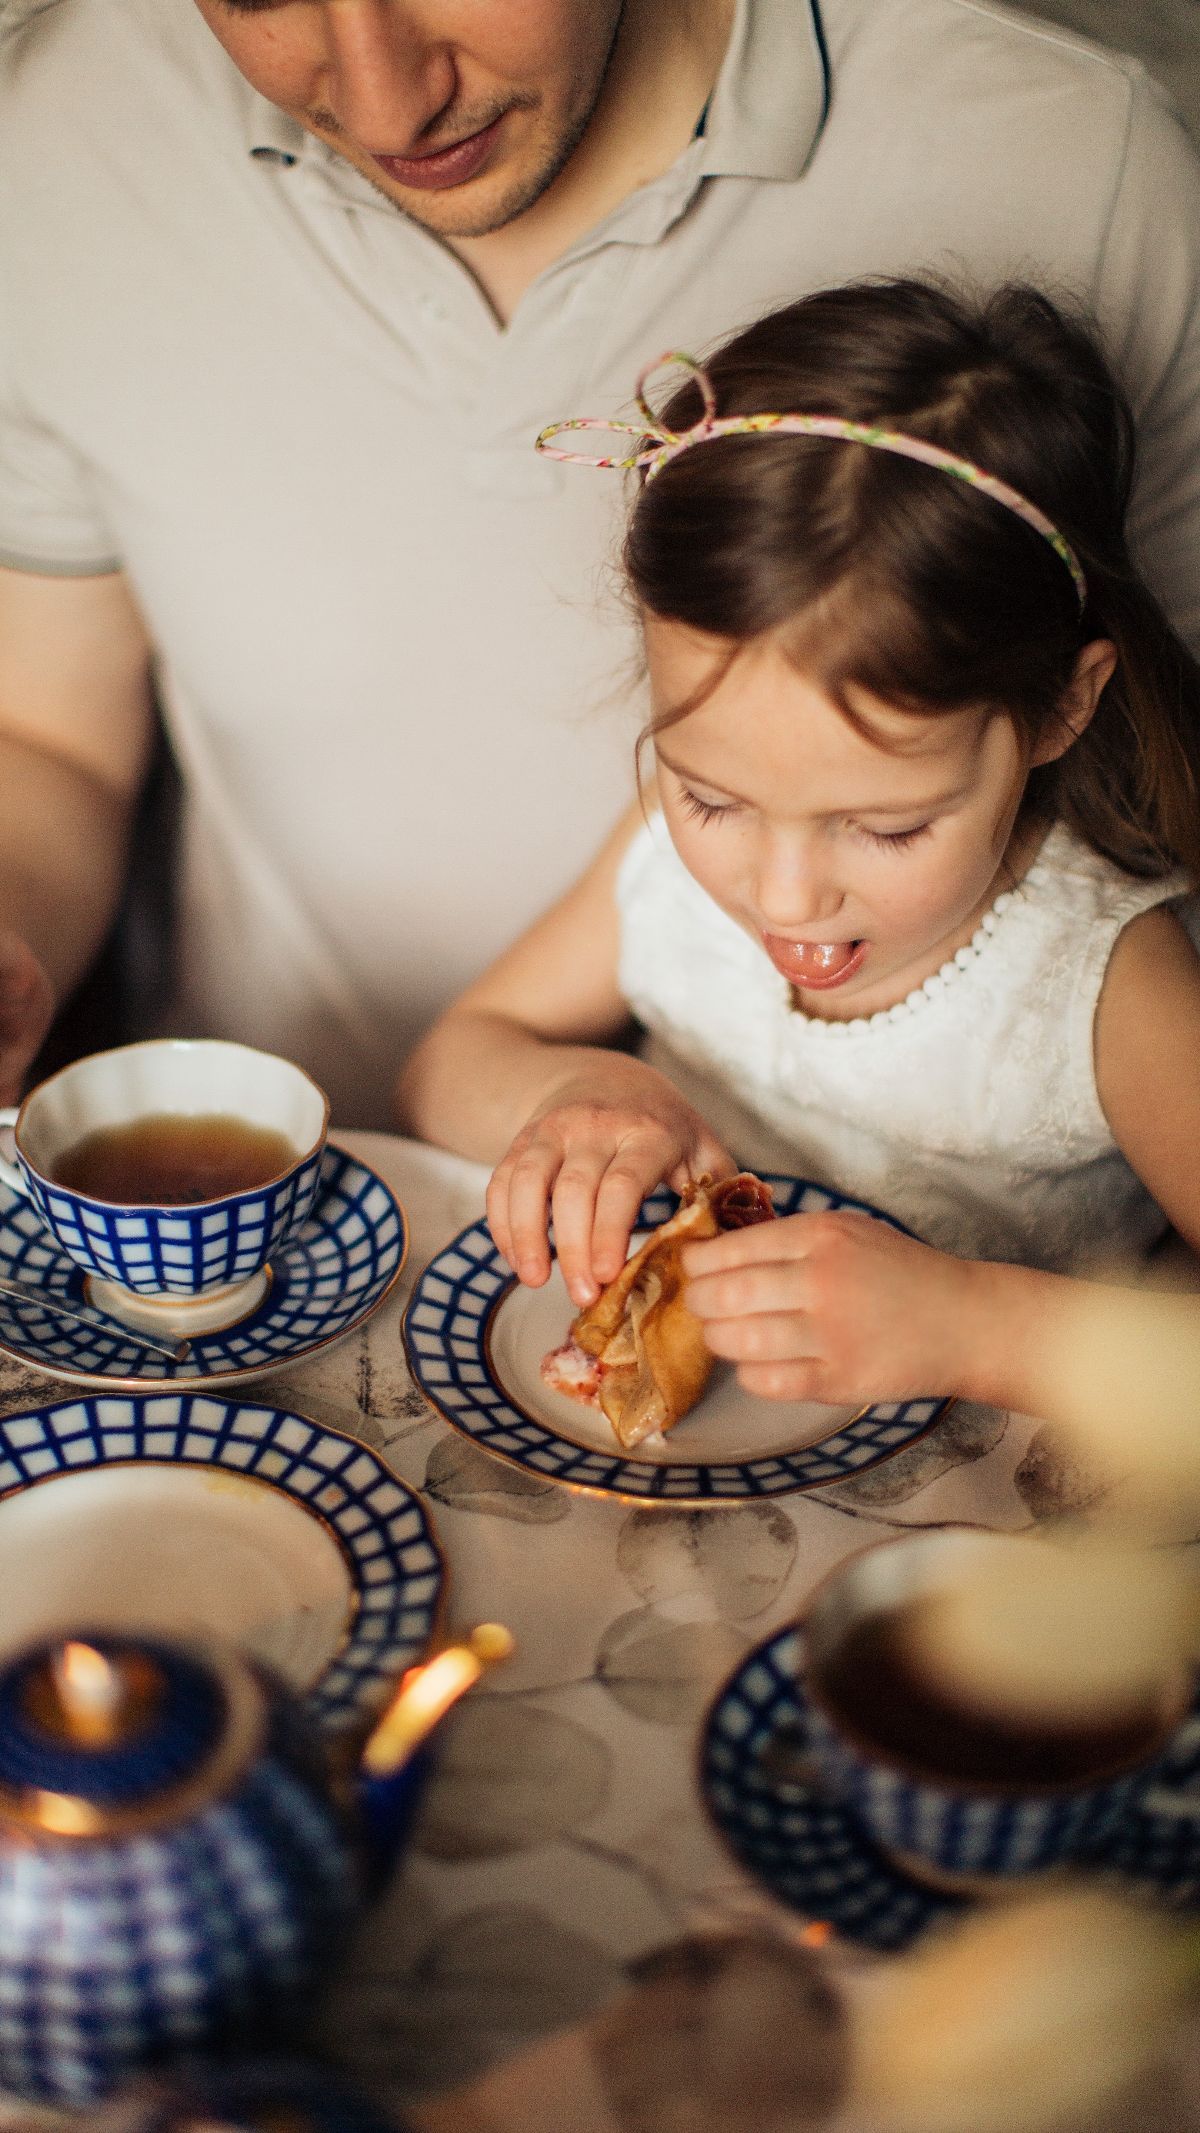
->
xmin=0 ymin=1145 xmax=405 ymax=1391
xmin=0 ymin=1392 xmax=443 ymax=1732
xmin=702 ymin=1625 xmax=1200 ymax=1951
xmin=404 ymin=1175 xmax=947 ymax=1503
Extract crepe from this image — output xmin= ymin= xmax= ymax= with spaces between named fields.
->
xmin=541 ymin=1174 xmax=776 ymax=1449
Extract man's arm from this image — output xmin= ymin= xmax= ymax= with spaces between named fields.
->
xmin=0 ymin=565 xmax=156 ymax=1099
xmin=1100 ymin=72 xmax=1200 ymax=655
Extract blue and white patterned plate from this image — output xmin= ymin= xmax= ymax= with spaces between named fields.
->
xmin=0 ymin=1145 xmax=406 ymax=1391
xmin=403 ymin=1175 xmax=948 ymax=1504
xmin=0 ymin=1393 xmax=443 ymax=1732
xmin=702 ymin=1625 xmax=1200 ymax=1951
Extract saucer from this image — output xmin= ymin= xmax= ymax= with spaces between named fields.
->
xmin=403 ymin=1175 xmax=948 ymax=1504
xmin=0 ymin=1393 xmax=444 ymax=1732
xmin=0 ymin=1145 xmax=406 ymax=1391
xmin=701 ymin=1625 xmax=1200 ymax=1951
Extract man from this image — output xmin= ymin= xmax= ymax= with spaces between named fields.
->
xmin=2 ymin=0 xmax=1199 ymax=1124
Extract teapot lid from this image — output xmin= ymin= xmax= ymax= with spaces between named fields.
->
xmin=0 ymin=1633 xmax=264 ymax=1838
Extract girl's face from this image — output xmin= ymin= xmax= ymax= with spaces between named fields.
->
xmin=645 ymin=617 xmax=1075 ymax=1020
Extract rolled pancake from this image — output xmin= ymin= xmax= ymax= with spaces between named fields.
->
xmin=541 ymin=1174 xmax=775 ymax=1449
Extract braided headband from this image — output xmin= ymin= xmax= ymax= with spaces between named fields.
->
xmin=535 ymin=350 xmax=1087 ymax=613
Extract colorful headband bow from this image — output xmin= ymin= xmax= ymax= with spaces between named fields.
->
xmin=536 ymin=350 xmax=1088 ymax=613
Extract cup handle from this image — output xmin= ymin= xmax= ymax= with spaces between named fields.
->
xmin=0 ymin=1109 xmax=27 ymax=1198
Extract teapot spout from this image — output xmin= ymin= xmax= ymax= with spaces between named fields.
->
xmin=355 ymin=1625 xmax=514 ymax=1872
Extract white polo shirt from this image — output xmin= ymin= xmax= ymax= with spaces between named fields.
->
xmin=2 ymin=0 xmax=1200 ymax=1123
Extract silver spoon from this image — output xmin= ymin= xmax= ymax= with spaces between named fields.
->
xmin=0 ymin=1275 xmax=190 ymax=1363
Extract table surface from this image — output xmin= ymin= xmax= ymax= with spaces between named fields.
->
xmin=0 ymin=1130 xmax=1186 ymax=2128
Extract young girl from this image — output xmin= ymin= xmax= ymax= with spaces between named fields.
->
xmin=398 ymin=279 xmax=1200 ymax=1418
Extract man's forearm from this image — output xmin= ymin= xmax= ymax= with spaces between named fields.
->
xmin=0 ymin=731 xmax=136 ymax=997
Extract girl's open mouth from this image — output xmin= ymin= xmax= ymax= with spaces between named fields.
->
xmin=762 ymin=935 xmax=868 ymax=988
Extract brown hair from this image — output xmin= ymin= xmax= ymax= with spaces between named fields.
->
xmin=624 ymin=279 xmax=1200 ymax=881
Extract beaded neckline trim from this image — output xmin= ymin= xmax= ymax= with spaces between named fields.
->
xmin=786 ymin=856 xmax=1050 ymax=1036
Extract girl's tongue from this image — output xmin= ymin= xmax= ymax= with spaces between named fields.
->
xmin=762 ymin=934 xmax=868 ymax=988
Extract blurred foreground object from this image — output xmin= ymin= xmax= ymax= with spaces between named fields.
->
xmin=905 ymin=1533 xmax=1198 ymax=1726
xmin=847 ymin=1885 xmax=1196 ymax=2133
xmin=1036 ymin=1287 xmax=1200 ymax=1530
xmin=84 ymin=2052 xmax=400 ymax=2131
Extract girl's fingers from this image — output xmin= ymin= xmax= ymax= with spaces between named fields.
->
xmin=701 ymin=1310 xmax=812 ymax=1366
xmin=684 ymin=1258 xmax=807 ymax=1324
xmin=551 ymin=1153 xmax=621 ymax=1306
xmin=499 ymin=1145 xmax=562 ymax=1287
xmin=736 ymin=1359 xmax=827 ymax=1403
xmin=682 ymin=1221 xmax=810 ymax=1278
xmin=666 ymin=1135 xmax=739 ymax=1197
xmin=485 ymin=1169 xmax=515 ymax=1270
xmin=590 ymin=1158 xmax=660 ymax=1286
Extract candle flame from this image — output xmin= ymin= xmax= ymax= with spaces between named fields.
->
xmin=58 ymin=1642 xmax=117 ymax=1705
xmin=362 ymin=1626 xmax=515 ymax=1778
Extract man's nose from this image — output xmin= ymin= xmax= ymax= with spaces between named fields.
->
xmin=754 ymin=832 xmax=843 ymax=929
xmin=318 ymin=2 xmax=456 ymax=151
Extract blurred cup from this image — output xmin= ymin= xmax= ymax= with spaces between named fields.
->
xmin=0 ymin=1039 xmax=329 ymax=1335
xmin=802 ymin=1528 xmax=1189 ymax=1891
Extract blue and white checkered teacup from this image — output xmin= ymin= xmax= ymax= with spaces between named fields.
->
xmin=0 ymin=1039 xmax=329 ymax=1334
xmin=802 ymin=1529 xmax=1188 ymax=1891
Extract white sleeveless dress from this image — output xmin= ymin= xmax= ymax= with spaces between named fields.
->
xmin=617 ymin=814 xmax=1196 ymax=1273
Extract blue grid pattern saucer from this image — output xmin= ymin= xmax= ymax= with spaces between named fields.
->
xmin=403 ymin=1176 xmax=947 ymax=1504
xmin=0 ymin=1146 xmax=405 ymax=1391
xmin=701 ymin=1626 xmax=1200 ymax=1952
xmin=0 ymin=1393 xmax=443 ymax=1731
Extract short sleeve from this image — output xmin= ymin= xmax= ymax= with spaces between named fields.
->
xmin=0 ymin=310 xmax=121 ymax=574
xmin=1096 ymin=73 xmax=1200 ymax=658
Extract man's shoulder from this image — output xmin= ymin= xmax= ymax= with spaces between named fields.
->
xmin=827 ymin=0 xmax=1162 ymax=127
xmin=0 ymin=0 xmax=227 ymax=114
xmin=818 ymin=0 xmax=1190 ymax=226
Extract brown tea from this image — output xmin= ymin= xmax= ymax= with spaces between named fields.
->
xmin=811 ymin=1602 xmax=1163 ymax=1789
xmin=52 ymin=1114 xmax=300 ymax=1206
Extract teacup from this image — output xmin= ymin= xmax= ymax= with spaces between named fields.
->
xmin=0 ymin=1039 xmax=329 ymax=1335
xmin=801 ymin=1528 xmax=1189 ymax=1891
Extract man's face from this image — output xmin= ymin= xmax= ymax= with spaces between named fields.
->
xmin=192 ymin=0 xmax=626 ymax=238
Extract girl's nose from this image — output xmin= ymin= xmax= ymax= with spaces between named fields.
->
xmin=319 ymin=3 xmax=457 ymax=153
xmin=754 ymin=833 xmax=844 ymax=930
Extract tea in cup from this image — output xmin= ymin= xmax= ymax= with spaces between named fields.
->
xmin=801 ymin=1529 xmax=1188 ymax=1890
xmin=0 ymin=1039 xmax=329 ymax=1334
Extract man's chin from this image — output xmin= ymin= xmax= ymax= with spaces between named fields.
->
xmin=355 ymin=164 xmax=548 ymax=238
xmin=307 ymin=107 xmax=592 ymax=240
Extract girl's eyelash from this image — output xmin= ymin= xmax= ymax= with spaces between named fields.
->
xmin=675 ymin=785 xmax=932 ymax=847
xmin=854 ymin=822 xmax=932 ymax=849
xmin=678 ymin=788 xmax=736 ymax=825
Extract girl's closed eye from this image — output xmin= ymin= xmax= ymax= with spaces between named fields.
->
xmin=850 ymin=820 xmax=934 ymax=850
xmin=677 ymin=785 xmax=741 ymax=826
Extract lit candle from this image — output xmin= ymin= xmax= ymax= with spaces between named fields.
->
xmin=362 ymin=1624 xmax=514 ymax=1777
xmin=52 ymin=1641 xmax=126 ymax=1748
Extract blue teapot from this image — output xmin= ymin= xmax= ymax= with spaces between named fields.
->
xmin=0 ymin=1622 xmax=512 ymax=2107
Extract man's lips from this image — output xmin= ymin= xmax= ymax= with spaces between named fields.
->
xmin=369 ymin=115 xmax=505 ymax=192
xmin=762 ymin=934 xmax=868 ymax=988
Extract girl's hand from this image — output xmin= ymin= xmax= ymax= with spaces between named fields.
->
xmin=681 ymin=1209 xmax=979 ymax=1405
xmin=487 ymin=1062 xmax=734 ymax=1308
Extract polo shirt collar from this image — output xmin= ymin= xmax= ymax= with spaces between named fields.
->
xmin=699 ymin=0 xmax=829 ymax=182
